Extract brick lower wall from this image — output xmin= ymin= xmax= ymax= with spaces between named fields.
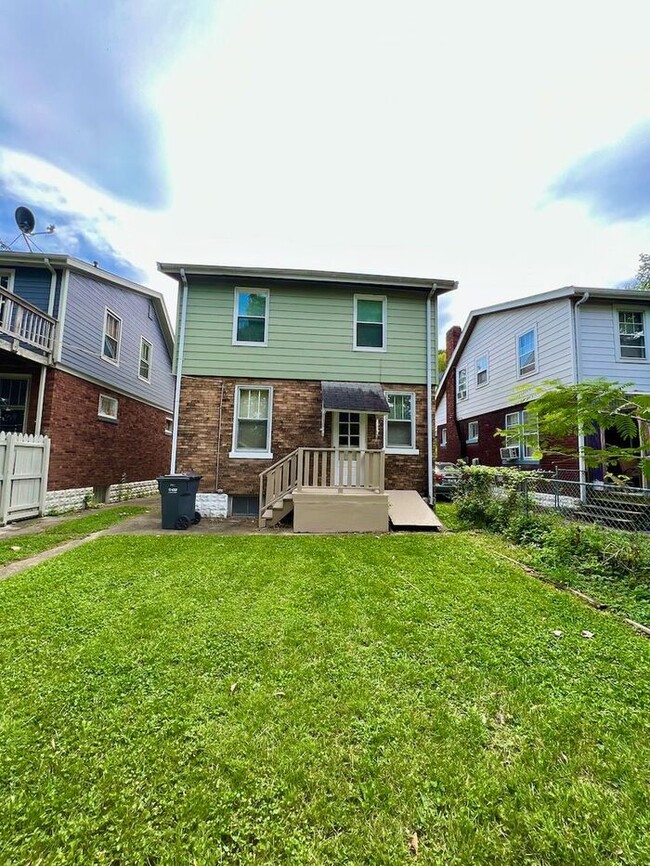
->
xmin=42 ymin=369 xmax=172 ymax=490
xmin=176 ymin=376 xmax=434 ymax=496
xmin=437 ymin=402 xmax=579 ymax=473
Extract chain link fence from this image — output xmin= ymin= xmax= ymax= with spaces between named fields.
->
xmin=512 ymin=470 xmax=650 ymax=533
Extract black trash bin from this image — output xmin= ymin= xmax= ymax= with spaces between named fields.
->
xmin=157 ymin=474 xmax=202 ymax=530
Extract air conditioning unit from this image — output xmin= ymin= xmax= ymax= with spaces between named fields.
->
xmin=500 ymin=445 xmax=520 ymax=462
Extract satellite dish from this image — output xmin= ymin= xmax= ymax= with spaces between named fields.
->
xmin=15 ymin=206 xmax=36 ymax=234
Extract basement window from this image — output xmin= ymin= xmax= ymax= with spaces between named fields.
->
xmin=230 ymin=495 xmax=258 ymax=517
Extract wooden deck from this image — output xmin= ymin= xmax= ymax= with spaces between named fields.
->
xmin=386 ymin=490 xmax=444 ymax=531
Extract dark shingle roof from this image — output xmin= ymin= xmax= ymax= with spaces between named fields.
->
xmin=321 ymin=381 xmax=390 ymax=413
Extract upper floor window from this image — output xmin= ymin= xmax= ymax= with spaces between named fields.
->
xmin=517 ymin=327 xmax=537 ymax=377
xmin=0 ymin=270 xmax=14 ymax=293
xmin=231 ymin=386 xmax=273 ymax=457
xmin=102 ymin=309 xmax=122 ymax=364
xmin=354 ymin=295 xmax=386 ymax=351
xmin=456 ymin=367 xmax=467 ymax=401
xmin=139 ymin=337 xmax=152 ymax=382
xmin=616 ymin=309 xmax=646 ymax=360
xmin=476 ymin=354 xmax=489 ymax=387
xmin=233 ymin=288 xmax=269 ymax=346
xmin=385 ymin=391 xmax=416 ymax=451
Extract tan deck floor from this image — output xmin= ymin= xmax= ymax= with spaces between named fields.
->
xmin=386 ymin=490 xmax=444 ymax=531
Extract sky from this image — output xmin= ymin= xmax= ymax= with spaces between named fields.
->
xmin=1 ymin=0 xmax=650 ymax=334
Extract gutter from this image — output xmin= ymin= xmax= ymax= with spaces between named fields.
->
xmin=170 ymin=268 xmax=189 ymax=474
xmin=573 ymin=292 xmax=590 ymax=492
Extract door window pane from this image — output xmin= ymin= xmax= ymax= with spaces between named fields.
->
xmin=338 ymin=412 xmax=361 ymax=447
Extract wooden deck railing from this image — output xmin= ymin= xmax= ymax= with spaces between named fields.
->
xmin=0 ymin=288 xmax=56 ymax=358
xmin=259 ymin=447 xmax=385 ymax=523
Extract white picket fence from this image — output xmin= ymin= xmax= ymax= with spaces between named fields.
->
xmin=0 ymin=433 xmax=50 ymax=525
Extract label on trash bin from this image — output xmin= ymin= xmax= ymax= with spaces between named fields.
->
xmin=168 ymin=486 xmax=178 ymax=494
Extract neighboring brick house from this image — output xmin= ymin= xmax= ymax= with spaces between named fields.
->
xmin=159 ymin=263 xmax=457 ymax=525
xmin=435 ymin=286 xmax=650 ymax=487
xmin=0 ymin=252 xmax=174 ymax=512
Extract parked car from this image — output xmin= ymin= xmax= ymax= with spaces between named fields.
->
xmin=435 ymin=462 xmax=460 ymax=499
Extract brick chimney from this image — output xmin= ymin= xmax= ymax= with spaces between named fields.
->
xmin=446 ymin=325 xmax=462 ymax=363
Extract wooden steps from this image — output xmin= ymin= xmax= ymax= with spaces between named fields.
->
xmin=261 ymin=494 xmax=294 ymax=528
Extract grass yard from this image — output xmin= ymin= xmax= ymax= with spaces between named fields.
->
xmin=0 ymin=506 xmax=146 ymax=567
xmin=1 ymin=534 xmax=649 ymax=864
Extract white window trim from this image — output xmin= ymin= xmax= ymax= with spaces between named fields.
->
xmin=475 ymin=353 xmax=489 ymax=388
xmin=467 ymin=420 xmax=479 ymax=443
xmin=98 ymin=393 xmax=119 ymax=421
xmin=440 ymin=426 xmax=447 ymax=447
xmin=0 ymin=269 xmax=15 ymax=293
xmin=353 ymin=294 xmax=387 ymax=352
xmin=101 ymin=308 xmax=122 ymax=366
xmin=232 ymin=287 xmax=270 ymax=347
xmin=456 ymin=367 xmax=468 ymax=401
xmin=164 ymin=417 xmax=173 ymax=436
xmin=613 ymin=307 xmax=648 ymax=363
xmin=138 ymin=336 xmax=153 ymax=383
xmin=384 ymin=391 xmax=419 ymax=454
xmin=504 ymin=409 xmax=539 ymax=461
xmin=229 ymin=385 xmax=274 ymax=459
xmin=516 ymin=325 xmax=538 ymax=379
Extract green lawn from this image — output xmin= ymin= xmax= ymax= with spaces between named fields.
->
xmin=1 ymin=534 xmax=649 ymax=864
xmin=0 ymin=506 xmax=146 ymax=567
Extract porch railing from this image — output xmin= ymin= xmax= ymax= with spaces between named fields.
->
xmin=258 ymin=447 xmax=385 ymax=522
xmin=0 ymin=288 xmax=56 ymax=358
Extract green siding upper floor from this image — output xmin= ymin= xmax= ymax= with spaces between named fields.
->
xmin=181 ymin=278 xmax=437 ymax=384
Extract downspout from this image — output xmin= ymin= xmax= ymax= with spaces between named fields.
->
xmin=573 ymin=292 xmax=590 ymax=495
xmin=426 ymin=285 xmax=437 ymax=504
xmin=170 ymin=268 xmax=189 ymax=474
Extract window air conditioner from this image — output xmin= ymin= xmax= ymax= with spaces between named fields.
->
xmin=500 ymin=445 xmax=520 ymax=462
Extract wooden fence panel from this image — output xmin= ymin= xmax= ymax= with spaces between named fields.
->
xmin=0 ymin=433 xmax=50 ymax=524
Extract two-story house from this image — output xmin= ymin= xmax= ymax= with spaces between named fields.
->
xmin=0 ymin=251 xmax=174 ymax=514
xmin=159 ymin=263 xmax=457 ymax=531
xmin=436 ymin=286 xmax=650 ymax=487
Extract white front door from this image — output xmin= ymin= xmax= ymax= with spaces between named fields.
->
xmin=333 ymin=412 xmax=367 ymax=485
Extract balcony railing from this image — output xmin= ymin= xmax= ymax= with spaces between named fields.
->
xmin=0 ymin=288 xmax=56 ymax=359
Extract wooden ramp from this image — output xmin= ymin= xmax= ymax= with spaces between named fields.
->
xmin=387 ymin=490 xmax=444 ymax=531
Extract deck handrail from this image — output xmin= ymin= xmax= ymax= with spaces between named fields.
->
xmin=0 ymin=288 xmax=56 ymax=356
xmin=258 ymin=447 xmax=385 ymax=524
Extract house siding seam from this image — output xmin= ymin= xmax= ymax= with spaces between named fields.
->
xmin=176 ymin=376 xmax=433 ymax=496
xmin=41 ymin=368 xmax=172 ymax=490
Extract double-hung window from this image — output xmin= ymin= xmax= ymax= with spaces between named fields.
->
xmin=476 ymin=354 xmax=489 ymax=387
xmin=102 ymin=309 xmax=122 ymax=364
xmin=354 ymin=295 xmax=386 ymax=351
xmin=385 ymin=391 xmax=416 ymax=451
xmin=231 ymin=386 xmax=273 ymax=457
xmin=139 ymin=337 xmax=152 ymax=382
xmin=233 ymin=288 xmax=269 ymax=346
xmin=504 ymin=409 xmax=538 ymax=459
xmin=0 ymin=270 xmax=14 ymax=292
xmin=467 ymin=420 xmax=479 ymax=443
xmin=456 ymin=367 xmax=467 ymax=401
xmin=440 ymin=426 xmax=447 ymax=447
xmin=616 ymin=309 xmax=646 ymax=360
xmin=517 ymin=327 xmax=537 ymax=377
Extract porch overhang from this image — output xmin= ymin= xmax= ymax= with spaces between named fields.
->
xmin=320 ymin=381 xmax=389 ymax=436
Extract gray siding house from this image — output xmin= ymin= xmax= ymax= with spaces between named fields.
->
xmin=0 ymin=251 xmax=174 ymax=512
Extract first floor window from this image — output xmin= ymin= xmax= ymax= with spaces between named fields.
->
xmin=165 ymin=417 xmax=173 ymax=435
xmin=354 ymin=295 xmax=386 ymax=350
xmin=617 ymin=310 xmax=646 ymax=360
xmin=102 ymin=309 xmax=122 ymax=363
xmin=457 ymin=367 xmax=467 ymax=401
xmin=385 ymin=391 xmax=415 ymax=449
xmin=440 ymin=426 xmax=447 ymax=447
xmin=467 ymin=420 xmax=479 ymax=442
xmin=504 ymin=409 xmax=538 ymax=458
xmin=0 ymin=376 xmax=29 ymax=432
xmin=98 ymin=394 xmax=118 ymax=420
xmin=234 ymin=387 xmax=272 ymax=453
xmin=139 ymin=337 xmax=152 ymax=381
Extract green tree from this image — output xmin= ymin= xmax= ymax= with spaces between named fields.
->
xmin=437 ymin=349 xmax=447 ymax=376
xmin=500 ymin=379 xmax=650 ymax=480
xmin=631 ymin=253 xmax=650 ymax=291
